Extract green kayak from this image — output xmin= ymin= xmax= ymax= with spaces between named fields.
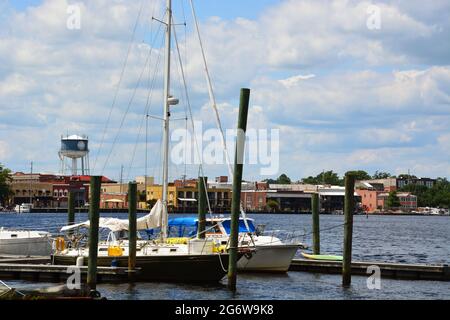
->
xmin=301 ymin=252 xmax=343 ymax=261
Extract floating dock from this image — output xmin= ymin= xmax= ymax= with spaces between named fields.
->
xmin=1 ymin=256 xmax=449 ymax=283
xmin=0 ymin=258 xmax=130 ymax=283
xmin=290 ymin=259 xmax=450 ymax=281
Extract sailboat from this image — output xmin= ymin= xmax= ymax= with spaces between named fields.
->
xmin=52 ymin=0 xmax=236 ymax=283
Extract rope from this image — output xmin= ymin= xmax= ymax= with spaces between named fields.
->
xmin=92 ymin=0 xmax=146 ymax=172
xmin=188 ymin=0 xmax=251 ymax=229
xmin=125 ymin=32 xmax=164 ymax=182
xmin=172 ymin=19 xmax=213 ymax=216
xmin=100 ymin=39 xmax=157 ymax=175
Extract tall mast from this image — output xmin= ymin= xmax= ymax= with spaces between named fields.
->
xmin=161 ymin=0 xmax=172 ymax=240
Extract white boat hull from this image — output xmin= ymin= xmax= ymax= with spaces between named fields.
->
xmin=0 ymin=230 xmax=52 ymax=256
xmin=237 ymin=244 xmax=299 ymax=272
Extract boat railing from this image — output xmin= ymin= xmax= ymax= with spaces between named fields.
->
xmin=248 ymin=229 xmax=307 ymax=247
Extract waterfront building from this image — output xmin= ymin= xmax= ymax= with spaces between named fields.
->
xmin=9 ymin=172 xmax=114 ymax=208
xmin=356 ymin=181 xmax=418 ymax=213
xmin=359 ymin=177 xmax=436 ymax=192
xmin=377 ymin=192 xmax=417 ymax=211
xmin=146 ymin=178 xmax=231 ymax=213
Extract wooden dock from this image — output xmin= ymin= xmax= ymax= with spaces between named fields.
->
xmin=0 ymin=262 xmax=131 ymax=283
xmin=1 ymin=256 xmax=449 ymax=283
xmin=290 ymin=259 xmax=450 ymax=281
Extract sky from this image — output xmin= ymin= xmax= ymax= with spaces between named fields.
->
xmin=0 ymin=0 xmax=450 ymax=183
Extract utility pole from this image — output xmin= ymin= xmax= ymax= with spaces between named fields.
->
xmin=120 ymin=164 xmax=124 ymax=193
xmin=29 ymin=161 xmax=33 ymax=207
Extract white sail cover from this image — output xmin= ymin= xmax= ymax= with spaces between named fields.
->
xmin=60 ymin=200 xmax=163 ymax=232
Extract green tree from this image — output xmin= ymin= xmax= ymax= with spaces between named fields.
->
xmin=373 ymin=171 xmax=392 ymax=179
xmin=302 ymin=170 xmax=342 ymax=186
xmin=398 ymin=173 xmax=417 ymax=180
xmin=386 ymin=191 xmax=401 ymax=208
xmin=266 ymin=199 xmax=280 ymax=212
xmin=263 ymin=174 xmax=292 ymax=185
xmin=276 ymin=174 xmax=291 ymax=184
xmin=346 ymin=170 xmax=371 ymax=181
xmin=0 ymin=164 xmax=12 ymax=207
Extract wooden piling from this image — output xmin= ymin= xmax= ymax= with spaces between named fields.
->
xmin=342 ymin=172 xmax=355 ymax=287
xmin=128 ymin=182 xmax=137 ymax=280
xmin=67 ymin=191 xmax=75 ymax=236
xmin=197 ymin=176 xmax=207 ymax=239
xmin=228 ymin=88 xmax=250 ymax=291
xmin=311 ymin=193 xmax=320 ymax=255
xmin=87 ymin=176 xmax=101 ymax=291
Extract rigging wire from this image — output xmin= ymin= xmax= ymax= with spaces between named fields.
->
xmin=188 ymin=0 xmax=251 ymax=226
xmin=100 ymin=25 xmax=163 ymax=176
xmin=92 ymin=0 xmax=146 ymax=173
xmin=125 ymin=34 xmax=164 ymax=182
xmin=172 ymin=18 xmax=213 ymax=216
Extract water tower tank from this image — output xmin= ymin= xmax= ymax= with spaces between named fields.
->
xmin=59 ymin=135 xmax=90 ymax=175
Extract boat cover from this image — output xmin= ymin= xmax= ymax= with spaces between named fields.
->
xmin=60 ymin=200 xmax=163 ymax=232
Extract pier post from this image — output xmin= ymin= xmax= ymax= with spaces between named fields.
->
xmin=343 ymin=172 xmax=356 ymax=287
xmin=128 ymin=182 xmax=137 ymax=281
xmin=67 ymin=191 xmax=75 ymax=236
xmin=228 ymin=88 xmax=250 ymax=291
xmin=312 ymin=193 xmax=320 ymax=255
xmin=87 ymin=176 xmax=101 ymax=292
xmin=197 ymin=177 xmax=207 ymax=239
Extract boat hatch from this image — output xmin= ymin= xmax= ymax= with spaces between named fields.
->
xmin=11 ymin=234 xmax=17 ymax=238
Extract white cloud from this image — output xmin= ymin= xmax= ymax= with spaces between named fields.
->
xmin=1 ymin=0 xmax=450 ymax=181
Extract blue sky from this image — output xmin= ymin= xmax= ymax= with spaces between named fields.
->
xmin=1 ymin=0 xmax=450 ymax=182
xmin=7 ymin=0 xmax=279 ymax=20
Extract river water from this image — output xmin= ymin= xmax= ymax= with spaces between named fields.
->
xmin=1 ymin=212 xmax=449 ymax=299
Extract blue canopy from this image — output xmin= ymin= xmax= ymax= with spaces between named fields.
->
xmin=168 ymin=217 xmax=198 ymax=227
xmin=168 ymin=217 xmax=198 ymax=237
xmin=221 ymin=219 xmax=255 ymax=235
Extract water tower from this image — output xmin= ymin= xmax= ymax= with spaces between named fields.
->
xmin=58 ymin=134 xmax=90 ymax=175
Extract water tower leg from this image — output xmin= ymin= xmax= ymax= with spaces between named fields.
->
xmin=72 ymin=158 xmax=77 ymax=176
xmin=81 ymin=157 xmax=85 ymax=175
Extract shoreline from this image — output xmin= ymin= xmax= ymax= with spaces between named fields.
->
xmin=1 ymin=209 xmax=449 ymax=217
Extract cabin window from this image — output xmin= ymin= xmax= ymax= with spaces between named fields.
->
xmin=11 ymin=234 xmax=18 ymax=238
xmin=170 ymin=248 xmax=177 ymax=252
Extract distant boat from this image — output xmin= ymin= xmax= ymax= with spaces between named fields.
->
xmin=0 ymin=228 xmax=52 ymax=256
xmin=301 ymin=252 xmax=343 ymax=261
xmin=14 ymin=203 xmax=32 ymax=213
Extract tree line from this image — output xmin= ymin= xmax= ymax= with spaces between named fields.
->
xmin=263 ymin=171 xmax=450 ymax=208
xmin=263 ymin=170 xmax=392 ymax=186
xmin=0 ymin=163 xmax=12 ymax=208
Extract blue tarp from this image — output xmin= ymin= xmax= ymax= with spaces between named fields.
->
xmin=168 ymin=217 xmax=198 ymax=227
xmin=168 ymin=217 xmax=198 ymax=237
xmin=221 ymin=219 xmax=255 ymax=235
xmin=167 ymin=217 xmax=256 ymax=236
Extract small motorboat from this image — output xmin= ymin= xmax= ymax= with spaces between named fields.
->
xmin=301 ymin=252 xmax=343 ymax=261
xmin=0 ymin=227 xmax=52 ymax=256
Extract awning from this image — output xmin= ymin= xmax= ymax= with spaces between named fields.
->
xmin=178 ymin=198 xmax=197 ymax=202
xmin=104 ymin=199 xmax=125 ymax=203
